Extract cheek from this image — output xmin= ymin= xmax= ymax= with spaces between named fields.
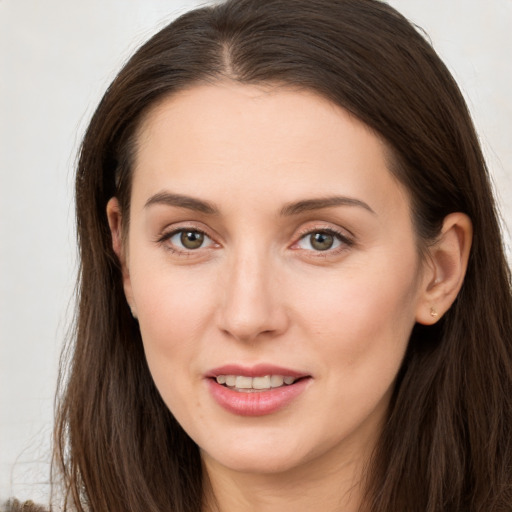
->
xmin=133 ymin=275 xmax=212 ymax=427
xmin=130 ymin=245 xmax=215 ymax=334
xmin=291 ymin=259 xmax=420 ymax=443
xmin=128 ymin=259 xmax=217 ymax=393
xmin=298 ymin=252 xmax=420 ymax=376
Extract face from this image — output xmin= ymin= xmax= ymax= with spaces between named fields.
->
xmin=111 ymin=83 xmax=430 ymax=477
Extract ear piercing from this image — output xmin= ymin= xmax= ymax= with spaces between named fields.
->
xmin=430 ymin=307 xmax=439 ymax=319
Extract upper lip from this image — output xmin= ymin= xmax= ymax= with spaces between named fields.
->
xmin=206 ymin=364 xmax=310 ymax=379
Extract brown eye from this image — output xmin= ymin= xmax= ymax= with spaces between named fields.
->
xmin=310 ymin=232 xmax=335 ymax=251
xmin=180 ymin=230 xmax=205 ymax=249
xmin=295 ymin=230 xmax=345 ymax=252
xmin=162 ymin=228 xmax=216 ymax=253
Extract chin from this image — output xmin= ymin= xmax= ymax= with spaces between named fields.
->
xmin=198 ymin=426 xmax=327 ymax=476
xmin=205 ymin=447 xmax=306 ymax=475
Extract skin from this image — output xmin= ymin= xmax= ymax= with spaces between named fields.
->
xmin=107 ymin=82 xmax=472 ymax=512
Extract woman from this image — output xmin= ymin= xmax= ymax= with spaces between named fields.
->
xmin=10 ymin=0 xmax=512 ymax=510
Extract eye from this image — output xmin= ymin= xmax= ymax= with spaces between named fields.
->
xmin=165 ymin=229 xmax=215 ymax=251
xmin=295 ymin=229 xmax=347 ymax=252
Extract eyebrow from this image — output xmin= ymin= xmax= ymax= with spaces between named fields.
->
xmin=144 ymin=192 xmax=219 ymax=214
xmin=144 ymin=191 xmax=375 ymax=217
xmin=280 ymin=196 xmax=376 ymax=216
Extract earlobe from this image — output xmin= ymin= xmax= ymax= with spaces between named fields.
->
xmin=106 ymin=197 xmax=137 ymax=316
xmin=416 ymin=212 xmax=473 ymax=325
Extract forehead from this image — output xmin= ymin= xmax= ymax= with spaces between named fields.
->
xmin=131 ymin=82 xmax=409 ymax=219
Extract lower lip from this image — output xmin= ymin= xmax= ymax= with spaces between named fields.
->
xmin=206 ymin=378 xmax=311 ymax=416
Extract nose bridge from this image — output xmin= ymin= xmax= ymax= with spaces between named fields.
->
xmin=218 ymin=242 xmax=286 ymax=342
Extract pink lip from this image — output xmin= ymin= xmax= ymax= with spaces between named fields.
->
xmin=205 ymin=364 xmax=311 ymax=417
xmin=206 ymin=364 xmax=308 ymax=379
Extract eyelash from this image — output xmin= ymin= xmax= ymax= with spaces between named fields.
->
xmin=156 ymin=226 xmax=216 ymax=255
xmin=155 ymin=225 xmax=354 ymax=256
xmin=293 ymin=227 xmax=354 ymax=256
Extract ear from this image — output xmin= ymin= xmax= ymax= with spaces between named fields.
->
xmin=106 ymin=197 xmax=137 ymax=318
xmin=415 ymin=212 xmax=473 ymax=325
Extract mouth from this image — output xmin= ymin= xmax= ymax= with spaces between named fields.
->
xmin=213 ymin=374 xmax=305 ymax=392
xmin=206 ymin=365 xmax=312 ymax=416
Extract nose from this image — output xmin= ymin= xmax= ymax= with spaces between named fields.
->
xmin=217 ymin=249 xmax=289 ymax=343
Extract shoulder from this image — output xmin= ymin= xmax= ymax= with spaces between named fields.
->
xmin=2 ymin=500 xmax=49 ymax=512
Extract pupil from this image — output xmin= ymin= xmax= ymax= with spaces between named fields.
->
xmin=181 ymin=231 xmax=204 ymax=249
xmin=311 ymin=232 xmax=333 ymax=251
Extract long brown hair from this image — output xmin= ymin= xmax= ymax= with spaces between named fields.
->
xmin=54 ymin=0 xmax=512 ymax=510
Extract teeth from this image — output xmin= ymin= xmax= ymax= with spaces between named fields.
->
xmin=235 ymin=376 xmax=252 ymax=389
xmin=215 ymin=374 xmax=298 ymax=390
xmin=270 ymin=375 xmax=284 ymax=387
xmin=253 ymin=375 xmax=271 ymax=389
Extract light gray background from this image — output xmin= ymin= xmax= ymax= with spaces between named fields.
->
xmin=1 ymin=0 xmax=511 ymax=505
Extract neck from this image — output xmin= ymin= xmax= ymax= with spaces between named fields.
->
xmin=202 ymin=441 xmax=372 ymax=512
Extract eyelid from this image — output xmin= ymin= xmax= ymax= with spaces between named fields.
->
xmin=290 ymin=224 xmax=355 ymax=253
xmin=155 ymin=223 xmax=220 ymax=253
xmin=154 ymin=221 xmax=354 ymax=256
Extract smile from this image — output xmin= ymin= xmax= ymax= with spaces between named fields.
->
xmin=215 ymin=374 xmax=298 ymax=392
xmin=206 ymin=365 xmax=312 ymax=416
